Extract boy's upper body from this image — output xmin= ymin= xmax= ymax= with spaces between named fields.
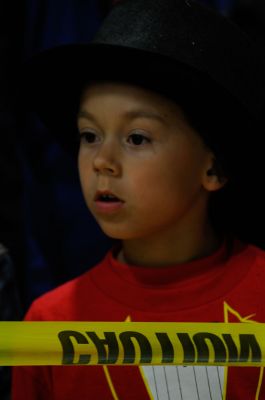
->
xmin=12 ymin=236 xmax=265 ymax=399
xmin=12 ymin=0 xmax=265 ymax=398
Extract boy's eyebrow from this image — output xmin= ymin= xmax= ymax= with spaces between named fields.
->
xmin=77 ymin=109 xmax=167 ymax=124
xmin=125 ymin=110 xmax=167 ymax=124
xmin=77 ymin=110 xmax=97 ymax=123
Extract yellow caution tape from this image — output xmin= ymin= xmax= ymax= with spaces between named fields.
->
xmin=1 ymin=322 xmax=265 ymax=367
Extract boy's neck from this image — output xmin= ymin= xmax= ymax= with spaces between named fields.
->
xmin=116 ymin=223 xmax=223 ymax=268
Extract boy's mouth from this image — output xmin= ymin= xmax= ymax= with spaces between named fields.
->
xmin=94 ymin=190 xmax=125 ymax=214
xmin=94 ymin=190 xmax=124 ymax=202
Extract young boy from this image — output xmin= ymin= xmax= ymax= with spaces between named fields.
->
xmin=12 ymin=0 xmax=265 ymax=398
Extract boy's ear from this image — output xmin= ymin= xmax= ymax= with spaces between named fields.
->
xmin=203 ymin=157 xmax=228 ymax=192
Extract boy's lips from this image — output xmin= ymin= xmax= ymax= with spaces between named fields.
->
xmin=94 ymin=190 xmax=125 ymax=214
xmin=94 ymin=190 xmax=124 ymax=202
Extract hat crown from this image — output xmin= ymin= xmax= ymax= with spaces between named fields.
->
xmin=92 ymin=0 xmax=265 ymax=118
xmin=94 ymin=0 xmax=209 ymax=65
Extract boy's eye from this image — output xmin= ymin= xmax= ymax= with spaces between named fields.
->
xmin=79 ymin=131 xmax=151 ymax=146
xmin=128 ymin=133 xmax=151 ymax=146
xmin=79 ymin=131 xmax=97 ymax=143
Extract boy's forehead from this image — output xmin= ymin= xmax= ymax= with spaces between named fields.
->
xmin=81 ymin=80 xmax=158 ymax=98
xmin=80 ymin=80 xmax=183 ymax=116
xmin=77 ymin=81 xmax=206 ymax=145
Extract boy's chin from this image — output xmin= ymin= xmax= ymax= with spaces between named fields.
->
xmin=98 ymin=226 xmax=140 ymax=241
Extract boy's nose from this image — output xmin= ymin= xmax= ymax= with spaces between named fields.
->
xmin=93 ymin=143 xmax=121 ymax=176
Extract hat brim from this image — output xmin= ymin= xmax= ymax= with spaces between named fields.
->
xmin=20 ymin=42 xmax=257 ymax=157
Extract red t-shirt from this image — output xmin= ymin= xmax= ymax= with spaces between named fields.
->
xmin=12 ymin=237 xmax=265 ymax=399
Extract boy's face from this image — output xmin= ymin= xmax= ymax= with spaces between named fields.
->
xmin=77 ymin=82 xmax=219 ymax=240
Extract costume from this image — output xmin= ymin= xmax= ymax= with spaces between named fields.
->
xmin=12 ymin=237 xmax=265 ymax=399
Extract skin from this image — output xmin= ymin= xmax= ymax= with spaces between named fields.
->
xmin=77 ymin=82 xmax=227 ymax=268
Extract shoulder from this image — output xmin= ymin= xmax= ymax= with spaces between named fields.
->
xmin=234 ymin=241 xmax=265 ymax=280
xmin=230 ymin=238 xmax=265 ymax=264
xmin=245 ymin=242 xmax=265 ymax=262
xmin=25 ymin=252 xmax=111 ymax=321
xmin=248 ymin=243 xmax=265 ymax=269
xmin=25 ymin=271 xmax=89 ymax=320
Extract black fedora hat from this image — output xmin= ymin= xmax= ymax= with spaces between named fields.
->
xmin=20 ymin=0 xmax=265 ymax=160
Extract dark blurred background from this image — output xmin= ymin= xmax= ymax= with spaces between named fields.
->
xmin=1 ymin=0 xmax=265 ymax=398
